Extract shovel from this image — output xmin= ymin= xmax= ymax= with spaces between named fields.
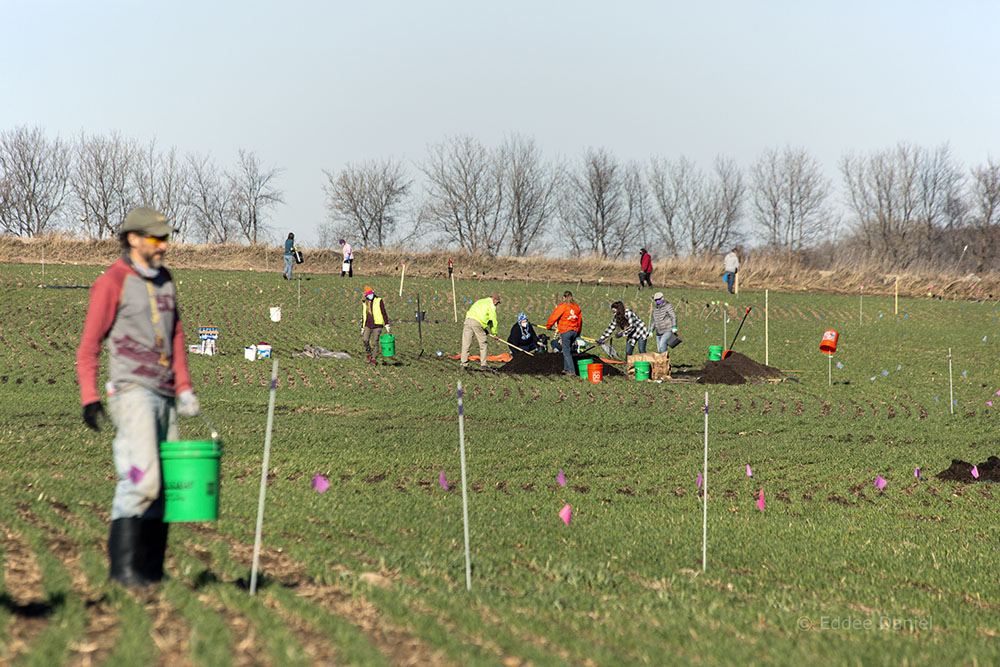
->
xmin=724 ymin=306 xmax=752 ymax=358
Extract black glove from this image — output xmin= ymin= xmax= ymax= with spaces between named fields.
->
xmin=83 ymin=401 xmax=106 ymax=431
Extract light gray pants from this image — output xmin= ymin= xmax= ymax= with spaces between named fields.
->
xmin=108 ymin=384 xmax=178 ymax=520
xmin=283 ymin=255 xmax=294 ymax=279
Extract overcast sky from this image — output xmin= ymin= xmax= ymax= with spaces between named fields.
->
xmin=3 ymin=1 xmax=999 ymax=247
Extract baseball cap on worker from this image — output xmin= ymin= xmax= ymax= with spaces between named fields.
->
xmin=652 ymin=291 xmax=664 ymax=301
xmin=491 ymin=292 xmax=502 ymax=304
xmin=121 ymin=206 xmax=175 ymax=237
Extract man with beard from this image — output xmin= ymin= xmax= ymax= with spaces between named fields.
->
xmin=77 ymin=207 xmax=200 ymax=588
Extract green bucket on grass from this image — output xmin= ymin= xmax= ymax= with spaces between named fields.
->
xmin=577 ymin=358 xmax=595 ymax=377
xmin=634 ymin=361 xmax=651 ymax=381
xmin=380 ymin=333 xmax=395 ymax=357
xmin=708 ymin=345 xmax=723 ymax=361
xmin=160 ymin=439 xmax=221 ymax=523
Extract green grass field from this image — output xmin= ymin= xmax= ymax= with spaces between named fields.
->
xmin=1 ymin=261 xmax=999 ymax=665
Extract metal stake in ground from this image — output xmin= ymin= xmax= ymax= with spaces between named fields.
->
xmin=416 ymin=293 xmax=424 ymax=356
xmin=702 ymin=391 xmax=708 ymax=572
xmin=399 ymin=263 xmax=406 ymax=297
xmin=250 ymin=357 xmax=279 ymax=596
xmin=765 ymin=289 xmax=769 ymax=366
xmin=457 ymin=381 xmax=472 ymax=591
xmin=451 ymin=273 xmax=458 ymax=323
xmin=297 ymin=276 xmax=301 ymax=308
xmin=948 ymin=348 xmax=954 ymax=415
xmin=859 ymin=285 xmax=863 ymax=326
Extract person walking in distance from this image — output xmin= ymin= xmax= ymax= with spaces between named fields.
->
xmin=545 ymin=291 xmax=583 ymax=376
xmin=283 ymin=233 xmax=295 ymax=280
xmin=361 ymin=285 xmax=390 ymax=365
xmin=76 ymin=206 xmax=201 ymax=588
xmin=723 ymin=247 xmax=739 ymax=294
xmin=340 ymin=238 xmax=353 ymax=277
xmin=460 ymin=293 xmax=501 ymax=370
xmin=650 ymin=292 xmax=678 ymax=353
xmin=639 ymin=248 xmax=653 ymax=289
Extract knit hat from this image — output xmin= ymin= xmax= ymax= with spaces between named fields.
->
xmin=364 ymin=285 xmax=374 ymax=296
xmin=517 ymin=312 xmax=528 ymax=323
xmin=652 ymin=292 xmax=664 ymax=301
xmin=339 ymin=239 xmax=346 ymax=245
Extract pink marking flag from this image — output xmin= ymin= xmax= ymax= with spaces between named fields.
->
xmin=914 ymin=467 xmax=920 ymax=478
xmin=128 ymin=465 xmax=144 ymax=484
xmin=875 ymin=475 xmax=887 ymax=490
xmin=756 ymin=489 xmax=765 ymax=511
xmin=557 ymin=468 xmax=566 ymax=487
xmin=972 ymin=465 xmax=980 ymax=479
xmin=746 ymin=464 xmax=753 ymax=478
xmin=439 ymin=471 xmax=450 ymax=490
xmin=696 ymin=473 xmax=702 ymax=488
xmin=559 ymin=504 xmax=572 ymax=525
xmin=312 ymin=474 xmax=330 ymax=493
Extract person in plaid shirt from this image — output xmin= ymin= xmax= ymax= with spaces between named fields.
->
xmin=597 ymin=301 xmax=649 ymax=355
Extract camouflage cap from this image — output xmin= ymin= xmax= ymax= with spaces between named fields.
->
xmin=121 ymin=207 xmax=176 ymax=236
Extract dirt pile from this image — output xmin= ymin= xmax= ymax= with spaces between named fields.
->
xmin=501 ymin=352 xmax=606 ymax=376
xmin=935 ymin=456 xmax=1000 ymax=482
xmin=671 ymin=351 xmax=783 ymax=385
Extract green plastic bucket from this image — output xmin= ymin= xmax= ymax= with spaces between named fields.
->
xmin=634 ymin=361 xmax=651 ymax=381
xmin=160 ymin=439 xmax=221 ymax=523
xmin=379 ymin=333 xmax=395 ymax=357
xmin=577 ymin=358 xmax=595 ymax=377
xmin=708 ymin=345 xmax=723 ymax=361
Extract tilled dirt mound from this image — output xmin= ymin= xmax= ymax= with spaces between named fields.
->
xmin=935 ymin=456 xmax=1000 ymax=482
xmin=501 ymin=352 xmax=607 ymax=376
xmin=673 ymin=351 xmax=783 ymax=385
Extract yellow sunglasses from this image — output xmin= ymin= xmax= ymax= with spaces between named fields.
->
xmin=144 ymin=234 xmax=170 ymax=243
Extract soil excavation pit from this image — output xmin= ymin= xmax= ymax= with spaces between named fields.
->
xmin=935 ymin=456 xmax=1000 ymax=482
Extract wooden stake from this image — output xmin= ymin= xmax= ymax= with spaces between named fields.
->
xmin=734 ymin=270 xmax=739 ymax=297
xmin=399 ymin=264 xmax=406 ymax=297
xmin=859 ymin=285 xmax=863 ymax=326
xmin=894 ymin=276 xmax=898 ymax=315
xmin=765 ymin=289 xmax=769 ymax=366
xmin=948 ymin=348 xmax=954 ymax=415
xmin=451 ymin=273 xmax=458 ymax=323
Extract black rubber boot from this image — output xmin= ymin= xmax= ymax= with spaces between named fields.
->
xmin=108 ymin=518 xmax=152 ymax=588
xmin=140 ymin=519 xmax=169 ymax=582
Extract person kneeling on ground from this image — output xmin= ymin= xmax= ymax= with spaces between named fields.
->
xmin=545 ymin=291 xmax=583 ymax=375
xmin=361 ymin=286 xmax=390 ymax=364
xmin=650 ymin=291 xmax=678 ymax=353
xmin=461 ymin=293 xmax=501 ymax=370
xmin=598 ymin=301 xmax=649 ymax=355
xmin=507 ymin=312 xmax=542 ymax=354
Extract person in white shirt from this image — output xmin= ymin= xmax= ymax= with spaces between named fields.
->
xmin=340 ymin=239 xmax=353 ymax=277
xmin=723 ymin=248 xmax=739 ymax=294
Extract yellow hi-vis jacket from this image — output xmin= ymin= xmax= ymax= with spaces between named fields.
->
xmin=465 ymin=297 xmax=498 ymax=335
xmin=362 ymin=297 xmax=385 ymax=327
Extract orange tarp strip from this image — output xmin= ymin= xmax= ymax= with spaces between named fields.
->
xmin=448 ymin=353 xmax=513 ymax=362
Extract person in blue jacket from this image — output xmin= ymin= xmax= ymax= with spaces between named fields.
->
xmin=283 ymin=233 xmax=296 ymax=280
xmin=507 ymin=312 xmax=542 ymax=354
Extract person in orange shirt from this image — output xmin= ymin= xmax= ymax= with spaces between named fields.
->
xmin=545 ymin=291 xmax=583 ymax=376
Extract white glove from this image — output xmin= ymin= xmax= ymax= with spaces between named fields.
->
xmin=385 ymin=325 xmax=391 ymax=333
xmin=177 ymin=390 xmax=201 ymax=418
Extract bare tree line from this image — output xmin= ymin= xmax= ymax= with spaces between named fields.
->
xmin=7 ymin=125 xmax=1000 ymax=272
xmin=0 ymin=126 xmax=284 ymax=244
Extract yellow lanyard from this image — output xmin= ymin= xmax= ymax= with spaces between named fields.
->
xmin=146 ymin=281 xmax=169 ymax=367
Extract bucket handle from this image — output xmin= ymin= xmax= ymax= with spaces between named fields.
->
xmin=178 ymin=412 xmax=221 ymax=445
